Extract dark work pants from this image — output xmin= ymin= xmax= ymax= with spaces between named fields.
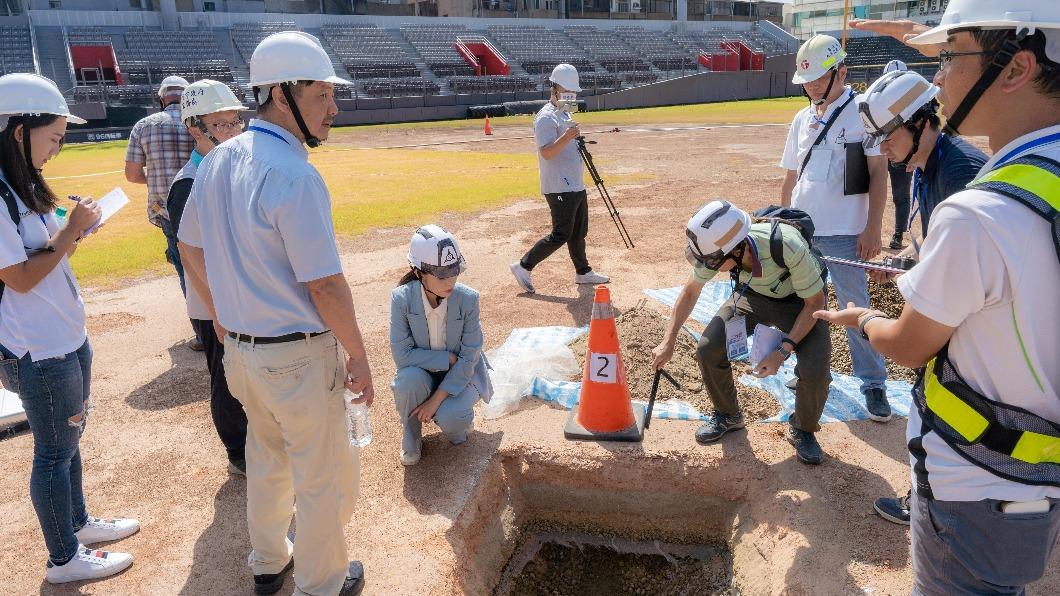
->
xmin=520 ymin=190 xmax=591 ymax=275
xmin=696 ymin=290 xmax=832 ymax=432
xmin=191 ymin=318 xmax=247 ymax=463
xmin=889 ymin=162 xmax=913 ymax=234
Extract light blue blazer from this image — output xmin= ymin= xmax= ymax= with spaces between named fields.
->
xmin=389 ymin=281 xmax=493 ymax=402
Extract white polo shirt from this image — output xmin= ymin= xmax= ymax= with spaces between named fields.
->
xmin=420 ymin=285 xmax=448 ymax=351
xmin=178 ymin=119 xmax=344 ymax=337
xmin=898 ymin=124 xmax=1060 ymax=502
xmin=780 ymin=87 xmax=881 ymax=237
xmin=534 ymin=102 xmax=585 ymax=195
xmin=0 ymin=175 xmax=87 ymax=361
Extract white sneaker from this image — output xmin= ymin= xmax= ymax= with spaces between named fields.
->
xmin=45 ymin=545 xmax=133 ymax=584
xmin=75 ymin=517 xmax=140 ymax=545
xmin=400 ymin=449 xmax=421 ymax=466
xmin=575 ymin=270 xmax=610 ymax=284
xmin=509 ymin=262 xmax=535 ymax=294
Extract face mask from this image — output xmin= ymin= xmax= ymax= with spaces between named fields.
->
xmin=559 ymin=92 xmax=578 ymax=113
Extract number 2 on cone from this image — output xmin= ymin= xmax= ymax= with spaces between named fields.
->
xmin=589 ymin=353 xmax=618 ymax=383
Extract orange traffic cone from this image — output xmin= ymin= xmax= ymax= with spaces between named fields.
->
xmin=564 ymin=286 xmax=644 ymax=442
xmin=484 ymin=114 xmax=493 ymax=136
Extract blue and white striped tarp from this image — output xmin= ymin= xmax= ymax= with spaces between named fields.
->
xmin=529 ymin=377 xmax=709 ymax=421
xmin=644 ymin=282 xmax=915 ymax=424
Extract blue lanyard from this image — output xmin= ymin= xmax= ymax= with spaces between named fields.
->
xmin=248 ymin=126 xmax=290 ymax=145
xmin=909 ymin=133 xmax=945 ymax=232
xmin=993 ymin=131 xmax=1060 ymax=168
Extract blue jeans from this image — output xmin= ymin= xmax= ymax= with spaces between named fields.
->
xmin=160 ymin=217 xmax=187 ymax=297
xmin=391 ymin=367 xmax=480 ymax=454
xmin=812 ymin=235 xmax=887 ymax=393
xmin=911 ymin=492 xmax=1060 ymax=595
xmin=0 ymin=340 xmax=92 ymax=565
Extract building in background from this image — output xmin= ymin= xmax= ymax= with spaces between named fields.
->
xmin=785 ymin=0 xmax=949 ymax=39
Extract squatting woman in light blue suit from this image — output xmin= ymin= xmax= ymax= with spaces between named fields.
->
xmin=390 ymin=225 xmax=492 ymax=466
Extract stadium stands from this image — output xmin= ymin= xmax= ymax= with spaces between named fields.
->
xmin=447 ymin=74 xmax=534 ymax=94
xmin=0 ymin=26 xmax=34 ymax=76
xmin=360 ymin=76 xmax=440 ymax=98
xmin=323 ymin=24 xmax=421 ymax=80
xmin=230 ymin=21 xmax=299 ymax=63
xmin=119 ymin=28 xmax=236 ymax=86
xmin=486 ymin=24 xmax=595 ymax=74
xmin=563 ymin=25 xmax=652 ymax=74
xmin=615 ymin=27 xmax=698 ymax=71
xmin=400 ymin=24 xmax=476 ymax=77
xmin=68 ymin=26 xmax=113 ymax=46
xmin=844 ymin=35 xmax=933 ymax=67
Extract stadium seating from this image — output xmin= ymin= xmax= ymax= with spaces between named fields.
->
xmin=563 ymin=25 xmax=652 ymax=74
xmin=0 ymin=26 xmax=34 ymax=76
xmin=68 ymin=27 xmax=113 ymax=46
xmin=323 ymin=24 xmax=422 ymax=80
xmin=119 ymin=28 xmax=236 ymax=87
xmin=400 ymin=24 xmax=476 ymax=77
xmin=486 ymin=24 xmax=594 ymax=74
xmin=230 ymin=21 xmax=299 ymax=63
xmin=360 ymin=76 xmax=440 ymax=98
xmin=447 ymin=74 xmax=534 ymax=94
xmin=844 ymin=35 xmax=933 ymax=67
xmin=614 ymin=27 xmax=698 ymax=71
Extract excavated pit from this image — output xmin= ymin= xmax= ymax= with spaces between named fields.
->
xmin=446 ymin=446 xmax=775 ymax=596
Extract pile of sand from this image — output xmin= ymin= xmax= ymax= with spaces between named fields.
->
xmin=827 ymin=280 xmax=917 ymax=383
xmin=569 ymin=308 xmax=780 ymax=421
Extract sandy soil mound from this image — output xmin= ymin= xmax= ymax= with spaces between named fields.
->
xmin=570 ymin=307 xmax=780 ymax=421
xmin=827 ymin=280 xmax=917 ymax=383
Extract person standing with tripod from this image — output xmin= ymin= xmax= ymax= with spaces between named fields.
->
xmin=510 ymin=63 xmax=609 ymax=294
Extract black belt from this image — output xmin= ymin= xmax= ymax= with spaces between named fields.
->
xmin=228 ymin=331 xmax=328 ymax=345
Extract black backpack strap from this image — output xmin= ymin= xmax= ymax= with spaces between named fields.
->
xmin=798 ymin=92 xmax=856 ymax=181
xmin=769 ymin=220 xmax=792 ymax=284
xmin=0 ymin=180 xmax=22 ymax=304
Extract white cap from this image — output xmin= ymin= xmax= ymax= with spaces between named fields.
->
xmin=181 ymin=79 xmax=248 ymax=123
xmin=792 ymin=34 xmax=847 ymax=84
xmin=686 ymin=200 xmax=751 ymax=259
xmin=158 ymin=75 xmax=190 ymax=99
xmin=0 ymin=73 xmax=86 ymax=127
xmin=908 ymin=0 xmax=1060 ymax=62
xmin=407 ymin=225 xmax=466 ymax=279
xmin=857 ymin=70 xmax=940 ymax=148
xmin=249 ymin=31 xmax=352 ymax=88
xmin=549 ymin=63 xmax=582 ymax=93
xmin=883 ymin=59 xmax=908 ymax=73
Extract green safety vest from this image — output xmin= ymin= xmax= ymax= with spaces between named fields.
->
xmin=912 ymin=154 xmax=1060 ymax=487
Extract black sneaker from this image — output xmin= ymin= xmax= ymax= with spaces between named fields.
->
xmin=865 ymin=388 xmax=893 ymax=422
xmin=786 ymin=425 xmax=823 ymax=465
xmin=873 ymin=491 xmax=911 ymax=525
xmin=228 ymin=457 xmax=247 ymax=476
xmin=695 ymin=412 xmax=745 ymax=444
xmin=339 ymin=561 xmax=365 ymax=596
xmin=889 ymin=232 xmax=904 ymax=250
xmin=254 ymin=558 xmax=293 ymax=595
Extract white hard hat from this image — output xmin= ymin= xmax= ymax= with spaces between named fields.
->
xmin=883 ymin=59 xmax=908 ymax=73
xmin=0 ymin=73 xmax=86 ymax=126
xmin=249 ymin=31 xmax=352 ymax=87
xmin=181 ymin=79 xmax=248 ymax=123
xmin=908 ymin=0 xmax=1060 ymax=62
xmin=549 ymin=63 xmax=582 ymax=93
xmin=792 ymin=34 xmax=847 ymax=84
xmin=407 ymin=225 xmax=466 ymax=279
xmin=158 ymin=76 xmax=190 ymax=99
xmin=857 ymin=71 xmax=940 ymax=148
xmin=686 ymin=201 xmax=752 ymax=264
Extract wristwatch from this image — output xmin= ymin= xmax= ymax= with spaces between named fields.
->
xmin=781 ymin=337 xmax=798 ymax=352
xmin=859 ymin=314 xmax=887 ymax=341
xmin=778 ymin=346 xmax=792 ymax=360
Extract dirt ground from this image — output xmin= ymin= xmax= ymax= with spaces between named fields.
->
xmin=1 ymin=122 xmax=1057 ymax=595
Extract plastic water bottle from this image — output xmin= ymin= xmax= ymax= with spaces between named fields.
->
xmin=55 ymin=206 xmax=69 ymax=226
xmin=344 ymin=390 xmax=371 ymax=448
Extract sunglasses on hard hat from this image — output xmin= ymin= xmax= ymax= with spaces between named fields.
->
xmin=420 ymin=261 xmax=464 ymax=280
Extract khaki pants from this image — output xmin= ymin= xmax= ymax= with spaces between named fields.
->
xmin=223 ymin=332 xmax=359 ymax=596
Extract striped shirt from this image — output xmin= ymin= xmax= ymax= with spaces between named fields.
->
xmin=693 ymin=222 xmax=824 ymax=299
xmin=125 ymin=103 xmax=195 ymax=227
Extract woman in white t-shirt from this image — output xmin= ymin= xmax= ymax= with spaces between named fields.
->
xmin=0 ymin=74 xmax=139 ymax=583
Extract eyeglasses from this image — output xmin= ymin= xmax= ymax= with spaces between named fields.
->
xmin=207 ymin=120 xmax=245 ymax=132
xmin=938 ymin=50 xmax=992 ymax=67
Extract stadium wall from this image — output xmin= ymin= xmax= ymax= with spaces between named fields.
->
xmin=585 ymin=52 xmax=798 ymax=110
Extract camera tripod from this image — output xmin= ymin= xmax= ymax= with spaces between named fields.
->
xmin=575 ymin=135 xmax=634 ymax=249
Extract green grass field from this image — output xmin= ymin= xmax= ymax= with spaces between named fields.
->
xmin=48 ymin=97 xmax=802 ymax=286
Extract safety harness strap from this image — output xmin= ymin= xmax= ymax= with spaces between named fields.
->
xmin=967 ymin=155 xmax=1060 ymax=265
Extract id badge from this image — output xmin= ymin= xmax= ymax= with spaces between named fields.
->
xmin=805 ymin=146 xmax=833 ymax=182
xmin=725 ymin=315 xmax=749 ymax=361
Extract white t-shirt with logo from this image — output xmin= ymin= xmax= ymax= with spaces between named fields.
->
xmin=897 ymin=125 xmax=1060 ymax=502
xmin=780 ymin=87 xmax=882 ymax=236
xmin=0 ymin=176 xmax=87 ymax=362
